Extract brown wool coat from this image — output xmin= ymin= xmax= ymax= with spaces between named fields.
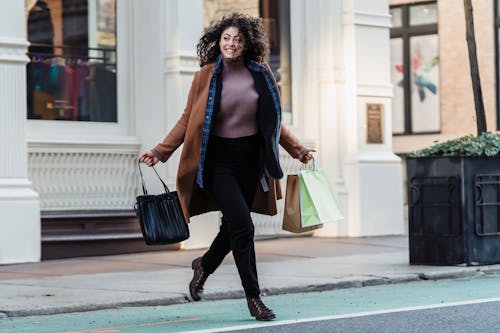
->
xmin=153 ymin=62 xmax=305 ymax=222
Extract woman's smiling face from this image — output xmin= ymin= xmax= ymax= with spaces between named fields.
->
xmin=219 ymin=26 xmax=245 ymax=61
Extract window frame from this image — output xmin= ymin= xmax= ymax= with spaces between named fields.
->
xmin=259 ymin=0 xmax=293 ymax=124
xmin=390 ymin=1 xmax=439 ymax=136
xmin=26 ymin=0 xmax=132 ymax=140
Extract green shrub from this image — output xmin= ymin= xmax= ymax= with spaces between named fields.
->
xmin=409 ymin=132 xmax=500 ymax=157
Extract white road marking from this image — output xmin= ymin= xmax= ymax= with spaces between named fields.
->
xmin=180 ymin=297 xmax=500 ymax=333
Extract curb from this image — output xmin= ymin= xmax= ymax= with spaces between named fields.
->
xmin=479 ymin=266 xmax=500 ymax=274
xmin=418 ymin=267 xmax=479 ymax=280
xmin=1 ymin=296 xmax=189 ymax=318
xmin=377 ymin=274 xmax=421 ymax=284
xmin=2 ymin=269 xmax=498 ymax=318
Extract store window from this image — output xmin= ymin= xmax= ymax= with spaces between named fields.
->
xmin=26 ymin=0 xmax=117 ymax=122
xmin=203 ymin=0 xmax=292 ymax=123
xmin=390 ymin=2 xmax=440 ymax=135
xmin=260 ymin=0 xmax=292 ymax=123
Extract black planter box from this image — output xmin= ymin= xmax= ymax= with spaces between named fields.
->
xmin=407 ymin=156 xmax=500 ymax=265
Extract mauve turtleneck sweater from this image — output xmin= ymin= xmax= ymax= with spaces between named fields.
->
xmin=211 ymin=58 xmax=259 ymax=138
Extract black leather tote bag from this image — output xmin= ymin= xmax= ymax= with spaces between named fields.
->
xmin=134 ymin=161 xmax=189 ymax=245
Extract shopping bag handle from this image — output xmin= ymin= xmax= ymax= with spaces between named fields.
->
xmin=300 ymin=157 xmax=316 ymax=171
xmin=137 ymin=160 xmax=170 ymax=195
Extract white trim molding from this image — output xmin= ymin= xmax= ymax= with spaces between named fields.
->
xmin=28 ymin=137 xmax=141 ymax=152
xmin=164 ymin=53 xmax=199 ymax=75
xmin=27 ymin=140 xmax=141 ymax=211
xmin=0 ymin=37 xmax=29 ymax=63
xmin=343 ymin=10 xmax=392 ymax=28
xmin=357 ymin=83 xmax=394 ymax=98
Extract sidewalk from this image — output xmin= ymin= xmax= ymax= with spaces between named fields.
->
xmin=2 ymin=235 xmax=500 ymax=318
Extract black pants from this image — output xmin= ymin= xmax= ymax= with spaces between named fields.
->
xmin=201 ymin=135 xmax=261 ymax=298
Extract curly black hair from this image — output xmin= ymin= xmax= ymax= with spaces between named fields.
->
xmin=197 ymin=12 xmax=269 ymax=67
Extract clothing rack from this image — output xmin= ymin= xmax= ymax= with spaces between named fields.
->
xmin=29 ymin=42 xmax=116 ymax=53
xmin=27 ymin=43 xmax=116 ymax=65
xmin=26 ymin=42 xmax=118 ymax=122
xmin=26 ymin=52 xmax=108 ymax=62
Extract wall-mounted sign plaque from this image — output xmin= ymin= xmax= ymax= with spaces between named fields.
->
xmin=366 ymin=103 xmax=383 ymax=144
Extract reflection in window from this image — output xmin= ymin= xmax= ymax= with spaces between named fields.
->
xmin=410 ymin=35 xmax=440 ymax=133
xmin=390 ymin=2 xmax=439 ymax=135
xmin=26 ymin=0 xmax=117 ymax=122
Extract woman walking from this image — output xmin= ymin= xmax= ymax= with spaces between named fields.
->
xmin=139 ymin=12 xmax=313 ymax=321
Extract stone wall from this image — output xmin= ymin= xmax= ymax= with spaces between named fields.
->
xmin=438 ymin=0 xmax=496 ymax=134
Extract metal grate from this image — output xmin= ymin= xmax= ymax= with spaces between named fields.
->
xmin=474 ymin=175 xmax=500 ymax=236
xmin=409 ymin=176 xmax=461 ymax=236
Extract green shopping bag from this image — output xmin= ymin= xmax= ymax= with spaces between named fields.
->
xmin=299 ymin=168 xmax=344 ymax=227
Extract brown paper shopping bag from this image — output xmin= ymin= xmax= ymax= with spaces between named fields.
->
xmin=281 ymin=174 xmax=323 ymax=233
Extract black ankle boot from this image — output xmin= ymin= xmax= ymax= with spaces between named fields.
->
xmin=189 ymin=257 xmax=209 ymax=301
xmin=246 ymin=296 xmax=276 ymax=321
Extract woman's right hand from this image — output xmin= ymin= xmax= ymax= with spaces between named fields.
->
xmin=139 ymin=151 xmax=160 ymax=167
xmin=298 ymin=148 xmax=316 ymax=164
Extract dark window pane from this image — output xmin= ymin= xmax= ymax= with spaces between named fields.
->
xmin=260 ymin=0 xmax=292 ymax=123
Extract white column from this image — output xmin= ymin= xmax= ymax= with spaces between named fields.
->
xmin=0 ymin=0 xmax=41 ymax=263
xmin=289 ymin=0 xmax=346 ymax=235
xmin=164 ymin=0 xmax=220 ymax=250
xmin=335 ymin=0 xmax=404 ymax=236
xmin=310 ymin=0 xmax=350 ymax=237
xmin=131 ymin=0 xmax=218 ymax=249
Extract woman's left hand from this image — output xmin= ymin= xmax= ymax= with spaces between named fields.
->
xmin=298 ymin=148 xmax=316 ymax=164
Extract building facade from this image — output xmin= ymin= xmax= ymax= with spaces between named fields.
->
xmin=388 ymin=0 xmax=500 ymax=209
xmin=0 ymin=0 xmax=404 ymax=264
xmin=390 ymin=0 xmax=500 ymax=152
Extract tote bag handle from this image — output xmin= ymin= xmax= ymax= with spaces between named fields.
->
xmin=137 ymin=160 xmax=170 ymax=195
xmin=300 ymin=157 xmax=316 ymax=171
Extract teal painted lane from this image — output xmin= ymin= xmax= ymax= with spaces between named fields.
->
xmin=2 ymin=274 xmax=500 ymax=333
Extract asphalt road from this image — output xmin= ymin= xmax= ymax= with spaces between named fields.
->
xmin=3 ymin=274 xmax=500 ymax=333
xmin=233 ymin=300 xmax=500 ymax=333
